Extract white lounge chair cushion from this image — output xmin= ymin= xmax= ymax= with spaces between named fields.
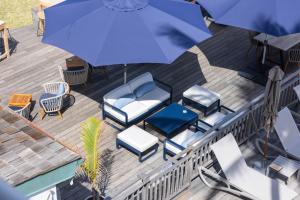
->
xmin=183 ymin=85 xmax=220 ymax=107
xmin=104 ymin=84 xmax=133 ymax=105
xmin=211 ymin=134 xmax=297 ymax=200
xmin=104 ymin=101 xmax=148 ymax=123
xmin=128 ymin=72 xmax=154 ymax=92
xmin=137 ymin=86 xmax=170 ymax=110
xmin=117 ymin=125 xmax=158 ymax=152
xmin=202 ymin=111 xmax=226 ymax=126
xmin=165 ymin=130 xmax=205 ymax=154
xmin=275 ymin=107 xmax=300 ymax=158
xmin=293 ymin=85 xmax=300 ymax=101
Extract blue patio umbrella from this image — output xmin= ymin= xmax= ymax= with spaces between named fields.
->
xmin=42 ymin=0 xmax=211 ymax=83
xmin=198 ymin=0 xmax=300 ymax=37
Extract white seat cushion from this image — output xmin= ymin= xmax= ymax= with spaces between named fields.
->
xmin=137 ymin=86 xmax=170 ymax=110
xmin=117 ymin=125 xmax=158 ymax=152
xmin=127 ymin=72 xmax=154 ymax=92
xmin=202 ymin=112 xmax=226 ymax=126
xmin=103 ymin=84 xmax=133 ymax=105
xmin=183 ymin=85 xmax=220 ymax=107
xmin=104 ymin=101 xmax=148 ymax=123
xmin=165 ymin=130 xmax=206 ymax=154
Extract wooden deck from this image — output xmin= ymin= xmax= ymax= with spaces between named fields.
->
xmin=1 ymin=23 xmax=292 ymax=199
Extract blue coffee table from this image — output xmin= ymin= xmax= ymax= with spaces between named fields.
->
xmin=144 ymin=103 xmax=198 ymax=138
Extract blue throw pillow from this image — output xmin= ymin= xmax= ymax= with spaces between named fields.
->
xmin=57 ymin=84 xmax=65 ymax=95
xmin=113 ymin=93 xmax=136 ymax=109
xmin=134 ymin=82 xmax=156 ymax=98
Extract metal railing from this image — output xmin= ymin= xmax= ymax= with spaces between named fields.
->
xmin=114 ymin=68 xmax=300 ymax=200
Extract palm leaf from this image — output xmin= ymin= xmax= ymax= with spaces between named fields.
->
xmin=80 ymin=117 xmax=102 ymax=182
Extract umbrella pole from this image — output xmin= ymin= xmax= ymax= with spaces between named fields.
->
xmin=262 ymin=34 xmax=268 ymax=64
xmin=123 ymin=64 xmax=127 ymax=84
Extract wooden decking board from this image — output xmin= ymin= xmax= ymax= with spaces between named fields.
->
xmin=0 ymin=23 xmax=281 ymax=199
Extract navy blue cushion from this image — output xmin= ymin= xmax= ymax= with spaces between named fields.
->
xmin=113 ymin=93 xmax=136 ymax=109
xmin=40 ymin=93 xmax=57 ymax=102
xmin=134 ymin=82 xmax=156 ymax=98
xmin=57 ymin=84 xmax=65 ymax=95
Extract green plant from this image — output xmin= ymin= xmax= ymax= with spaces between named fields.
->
xmin=76 ymin=117 xmax=103 ymax=200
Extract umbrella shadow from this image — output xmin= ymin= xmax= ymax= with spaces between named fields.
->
xmin=156 ymin=25 xmax=202 ymax=50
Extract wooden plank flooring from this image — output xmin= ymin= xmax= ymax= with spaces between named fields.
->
xmin=0 ymin=23 xmax=273 ymax=199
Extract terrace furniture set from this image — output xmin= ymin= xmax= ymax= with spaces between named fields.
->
xmin=103 ymin=72 xmax=235 ymax=162
xmin=199 ymin=134 xmax=298 ymax=200
xmin=254 ymin=33 xmax=300 ymax=72
xmin=8 ymin=82 xmax=70 ymax=120
xmin=200 ymin=102 xmax=300 ymax=199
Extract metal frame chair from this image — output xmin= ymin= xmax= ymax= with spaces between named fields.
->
xmin=40 ymin=82 xmax=69 ymax=120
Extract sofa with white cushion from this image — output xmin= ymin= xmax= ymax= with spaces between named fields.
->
xmin=102 ymin=72 xmax=172 ymax=127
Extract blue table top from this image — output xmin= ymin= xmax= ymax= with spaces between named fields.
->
xmin=145 ymin=103 xmax=198 ymax=137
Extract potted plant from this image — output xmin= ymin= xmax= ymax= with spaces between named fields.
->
xmin=75 ymin=117 xmax=105 ymax=200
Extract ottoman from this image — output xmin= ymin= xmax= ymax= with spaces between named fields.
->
xmin=116 ymin=125 xmax=159 ymax=162
xmin=183 ymin=85 xmax=220 ymax=116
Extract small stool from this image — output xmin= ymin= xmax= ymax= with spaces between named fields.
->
xmin=268 ymin=156 xmax=300 ymax=184
xmin=37 ymin=10 xmax=45 ymax=36
xmin=116 ymin=125 xmax=159 ymax=162
xmin=183 ymin=85 xmax=220 ymax=116
xmin=0 ymin=20 xmax=10 ymax=60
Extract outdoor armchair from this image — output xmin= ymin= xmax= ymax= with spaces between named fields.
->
xmin=58 ymin=63 xmax=89 ymax=86
xmin=39 ymin=82 xmax=69 ymax=119
xmin=199 ymin=134 xmax=297 ymax=200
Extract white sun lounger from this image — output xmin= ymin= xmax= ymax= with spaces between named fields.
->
xmin=274 ymin=107 xmax=300 ymax=160
xmin=293 ymin=85 xmax=300 ymax=101
xmin=199 ymin=134 xmax=297 ymax=200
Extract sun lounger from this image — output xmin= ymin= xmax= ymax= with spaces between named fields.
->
xmin=273 ymin=107 xmax=300 ymax=161
xmin=293 ymin=85 xmax=300 ymax=102
xmin=199 ymin=134 xmax=297 ymax=200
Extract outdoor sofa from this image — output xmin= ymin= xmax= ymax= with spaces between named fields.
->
xmin=199 ymin=134 xmax=298 ymax=200
xmin=164 ymin=107 xmax=238 ymax=160
xmin=102 ymin=72 xmax=172 ymax=127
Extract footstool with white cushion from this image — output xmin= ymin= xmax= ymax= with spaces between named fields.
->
xmin=183 ymin=85 xmax=220 ymax=116
xmin=116 ymin=125 xmax=159 ymax=162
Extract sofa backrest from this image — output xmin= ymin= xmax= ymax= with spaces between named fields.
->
xmin=104 ymin=84 xmax=133 ymax=105
xmin=128 ymin=72 xmax=154 ymax=92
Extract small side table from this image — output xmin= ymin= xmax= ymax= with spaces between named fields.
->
xmin=8 ymin=93 xmax=32 ymax=107
xmin=0 ymin=20 xmax=10 ymax=60
xmin=66 ymin=56 xmax=86 ymax=70
xmin=268 ymin=156 xmax=300 ymax=184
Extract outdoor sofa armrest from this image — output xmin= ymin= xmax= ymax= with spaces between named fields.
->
xmin=103 ymin=101 xmax=129 ymax=123
xmin=154 ymin=78 xmax=173 ymax=101
xmin=164 ymin=139 xmax=185 ymax=151
xmin=220 ymin=105 xmax=235 ymax=113
xmin=197 ymin=119 xmax=213 ymax=131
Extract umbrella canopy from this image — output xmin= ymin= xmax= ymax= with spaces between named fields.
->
xmin=197 ymin=0 xmax=300 ymax=36
xmin=261 ymin=66 xmax=284 ymax=158
xmin=43 ymin=0 xmax=211 ymax=66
